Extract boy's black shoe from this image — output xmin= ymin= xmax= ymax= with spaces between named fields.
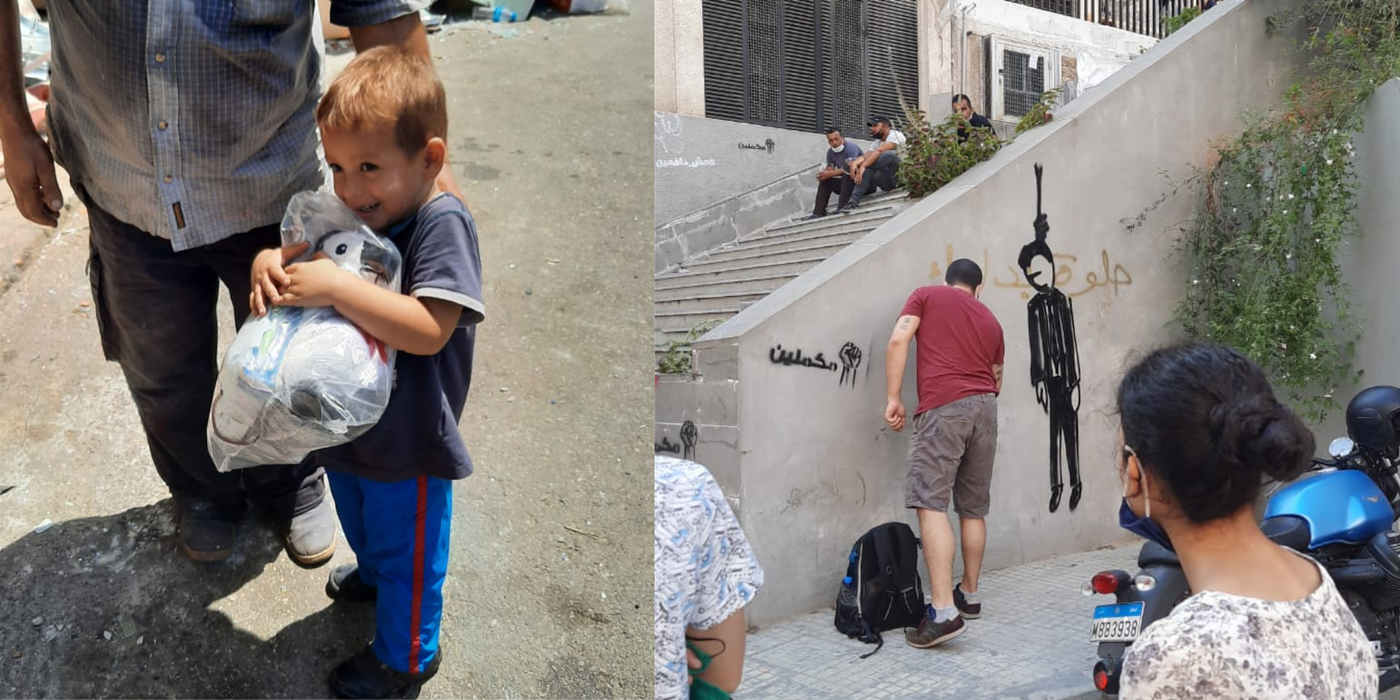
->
xmin=954 ymin=584 xmax=982 ymax=619
xmin=330 ymin=645 xmax=442 ymax=699
xmin=326 ymin=564 xmax=378 ymax=603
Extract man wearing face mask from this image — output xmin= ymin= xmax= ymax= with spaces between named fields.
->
xmin=884 ymin=259 xmax=1004 ymax=648
xmin=804 ymin=127 xmax=862 ymax=220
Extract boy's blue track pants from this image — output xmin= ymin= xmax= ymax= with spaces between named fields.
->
xmin=327 ymin=471 xmax=453 ymax=674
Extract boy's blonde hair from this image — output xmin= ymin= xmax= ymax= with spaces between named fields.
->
xmin=317 ymin=46 xmax=448 ymax=154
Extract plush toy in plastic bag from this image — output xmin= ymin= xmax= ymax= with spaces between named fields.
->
xmin=208 ymin=191 xmax=403 ymax=472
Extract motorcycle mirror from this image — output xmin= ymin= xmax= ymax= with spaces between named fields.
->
xmin=1329 ymin=436 xmax=1356 ymax=459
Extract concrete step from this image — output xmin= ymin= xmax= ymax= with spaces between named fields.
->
xmin=656 ymin=257 xmax=824 ymax=290
xmin=755 ymin=205 xmax=899 ymax=239
xmin=708 ymin=224 xmax=874 ymax=259
xmin=654 ymin=289 xmax=774 ymax=314
xmin=653 ymin=270 xmax=801 ymax=298
xmin=653 ymin=307 xmax=740 ymax=334
xmin=680 ymin=239 xmax=857 ymax=273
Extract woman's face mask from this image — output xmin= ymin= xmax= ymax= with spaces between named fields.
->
xmin=1118 ymin=445 xmax=1175 ymax=551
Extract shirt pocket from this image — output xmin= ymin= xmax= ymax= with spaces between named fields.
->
xmin=231 ymin=0 xmax=303 ymax=28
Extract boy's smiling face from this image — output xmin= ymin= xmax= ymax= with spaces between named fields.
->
xmin=322 ymin=123 xmax=445 ymax=232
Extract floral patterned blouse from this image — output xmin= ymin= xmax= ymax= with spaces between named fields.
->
xmin=1120 ymin=557 xmax=1377 ymax=699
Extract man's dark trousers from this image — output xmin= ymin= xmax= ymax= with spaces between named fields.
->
xmin=814 ymin=175 xmax=855 ymax=216
xmin=82 ymin=185 xmax=324 ymax=522
xmin=850 ymin=152 xmax=902 ymax=206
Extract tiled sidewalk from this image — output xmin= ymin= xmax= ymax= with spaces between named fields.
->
xmin=741 ymin=542 xmax=1144 ymax=700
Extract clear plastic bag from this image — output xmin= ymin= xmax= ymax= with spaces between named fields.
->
xmin=208 ymin=192 xmax=403 ymax=472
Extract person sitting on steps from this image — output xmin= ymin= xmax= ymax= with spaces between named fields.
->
xmin=803 ymin=127 xmax=862 ymax=221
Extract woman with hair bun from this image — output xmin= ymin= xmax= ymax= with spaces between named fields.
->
xmin=1114 ymin=343 xmax=1376 ymax=699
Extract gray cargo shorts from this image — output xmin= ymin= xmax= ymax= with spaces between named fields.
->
xmin=906 ymin=393 xmax=998 ymax=518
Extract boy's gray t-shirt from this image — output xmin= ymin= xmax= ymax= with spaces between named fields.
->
xmin=313 ymin=193 xmax=485 ymax=482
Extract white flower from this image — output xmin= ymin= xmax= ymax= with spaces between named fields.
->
xmin=1282 ymin=343 xmax=1288 ymax=349
xmin=1326 ymin=159 xmax=1334 ymax=165
xmin=1246 ymin=183 xmax=1252 ymax=188
xmin=1283 ymin=210 xmax=1289 ymax=214
xmin=1192 ymin=279 xmax=1199 ymax=285
xmin=1233 ymin=208 xmax=1238 ymax=213
xmin=1310 ymin=353 xmax=1318 ymax=360
xmin=1286 ymin=253 xmax=1293 ymax=259
xmin=1316 ymin=238 xmax=1321 ymax=243
xmin=1288 ymin=193 xmax=1294 ymax=199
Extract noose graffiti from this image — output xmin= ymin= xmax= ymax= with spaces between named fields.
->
xmin=1019 ymin=164 xmax=1082 ymax=513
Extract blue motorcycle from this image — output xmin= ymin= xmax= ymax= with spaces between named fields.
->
xmin=1083 ymin=386 xmax=1400 ymax=695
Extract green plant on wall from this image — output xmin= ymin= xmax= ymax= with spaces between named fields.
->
xmin=1162 ymin=0 xmax=1400 ymax=421
xmin=656 ymin=318 xmax=724 ymax=375
xmin=1015 ymin=88 xmax=1063 ymax=136
xmin=896 ymin=109 xmax=1003 ymax=198
xmin=1163 ymin=6 xmax=1202 ymax=36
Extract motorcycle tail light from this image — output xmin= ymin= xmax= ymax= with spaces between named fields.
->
xmin=1091 ymin=571 xmax=1121 ymax=595
xmin=1135 ymin=574 xmax=1157 ymax=592
xmin=1094 ymin=668 xmax=1110 ymax=691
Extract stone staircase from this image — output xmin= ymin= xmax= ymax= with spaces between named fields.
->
xmin=654 ymin=190 xmax=911 ymax=367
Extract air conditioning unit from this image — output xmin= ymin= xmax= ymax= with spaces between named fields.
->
xmin=989 ymin=37 xmax=1061 ymax=123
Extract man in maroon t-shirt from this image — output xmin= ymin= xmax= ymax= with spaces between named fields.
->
xmin=884 ymin=258 xmax=1004 ymax=649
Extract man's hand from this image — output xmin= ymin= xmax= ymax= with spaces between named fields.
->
xmin=2 ymin=128 xmax=62 ymax=227
xmin=852 ymin=162 xmax=866 ymax=184
xmin=249 ymin=241 xmax=310 ymax=316
xmin=686 ymin=647 xmax=701 ymax=683
xmin=885 ymin=398 xmax=907 ymax=432
xmin=279 ymin=257 xmax=351 ymax=309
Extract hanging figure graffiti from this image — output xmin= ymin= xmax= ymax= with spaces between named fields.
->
xmin=1019 ymin=164 xmax=1082 ymax=513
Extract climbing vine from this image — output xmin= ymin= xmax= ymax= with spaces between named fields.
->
xmin=1165 ymin=0 xmax=1400 ymax=420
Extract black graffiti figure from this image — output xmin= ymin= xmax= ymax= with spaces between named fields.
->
xmin=680 ymin=420 xmax=699 ymax=461
xmin=1019 ymin=164 xmax=1082 ymax=513
xmin=839 ymin=342 xmax=862 ymax=388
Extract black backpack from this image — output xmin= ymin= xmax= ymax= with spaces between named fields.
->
xmin=833 ymin=521 xmax=926 ymax=658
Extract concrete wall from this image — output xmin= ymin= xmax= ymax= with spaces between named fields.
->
xmin=653 ymin=0 xmax=705 ymax=117
xmin=1316 ymin=79 xmax=1400 ymax=443
xmin=655 ymin=170 xmax=816 ymax=273
xmin=673 ymin=0 xmax=1305 ymax=626
xmin=654 ymin=114 xmax=829 ymax=227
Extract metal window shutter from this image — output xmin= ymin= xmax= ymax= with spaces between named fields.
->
xmin=703 ymin=0 xmax=746 ymax=122
xmin=865 ymin=0 xmax=919 ymax=130
xmin=747 ymin=0 xmax=784 ymax=125
xmin=782 ymin=0 xmax=820 ymax=133
xmin=826 ymin=0 xmax=866 ymax=136
xmin=1001 ymin=48 xmax=1045 ymax=118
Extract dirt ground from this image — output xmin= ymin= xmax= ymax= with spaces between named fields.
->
xmin=0 ymin=6 xmax=652 ymax=699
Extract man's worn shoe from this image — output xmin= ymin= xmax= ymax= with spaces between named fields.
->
xmin=906 ymin=614 xmax=966 ymax=648
xmin=327 ymin=564 xmax=378 ymax=603
xmin=954 ymin=584 xmax=982 ymax=619
xmin=285 ymin=498 xmax=337 ymax=568
xmin=178 ymin=502 xmax=238 ymax=563
xmin=330 ymin=644 xmax=442 ymax=699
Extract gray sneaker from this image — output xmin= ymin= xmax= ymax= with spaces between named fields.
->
xmin=285 ymin=498 xmax=337 ymax=567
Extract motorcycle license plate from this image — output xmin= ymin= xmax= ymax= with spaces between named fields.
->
xmin=1091 ymin=602 xmax=1144 ymax=642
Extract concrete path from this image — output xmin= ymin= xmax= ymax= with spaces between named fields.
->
xmin=744 ymin=540 xmax=1400 ymax=700
xmin=0 ymin=6 xmax=652 ymax=699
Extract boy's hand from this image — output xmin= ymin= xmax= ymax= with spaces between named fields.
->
xmin=250 ymin=241 xmax=310 ymax=316
xmin=279 ymin=258 xmax=350 ymax=309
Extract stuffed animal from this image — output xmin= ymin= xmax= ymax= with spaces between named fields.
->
xmin=208 ymin=192 xmax=403 ymax=472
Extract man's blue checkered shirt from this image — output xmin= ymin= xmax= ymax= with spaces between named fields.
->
xmin=44 ymin=0 xmax=426 ymax=251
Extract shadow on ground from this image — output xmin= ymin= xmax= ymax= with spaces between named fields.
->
xmin=0 ymin=501 xmax=374 ymax=698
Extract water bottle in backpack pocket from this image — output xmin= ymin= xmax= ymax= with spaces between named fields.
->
xmin=832 ymin=521 xmax=925 ymax=658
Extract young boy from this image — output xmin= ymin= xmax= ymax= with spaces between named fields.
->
xmin=249 ymin=46 xmax=483 ymax=699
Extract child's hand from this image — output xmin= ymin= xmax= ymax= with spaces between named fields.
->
xmin=249 ymin=241 xmax=310 ymax=316
xmin=279 ymin=257 xmax=350 ymax=309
